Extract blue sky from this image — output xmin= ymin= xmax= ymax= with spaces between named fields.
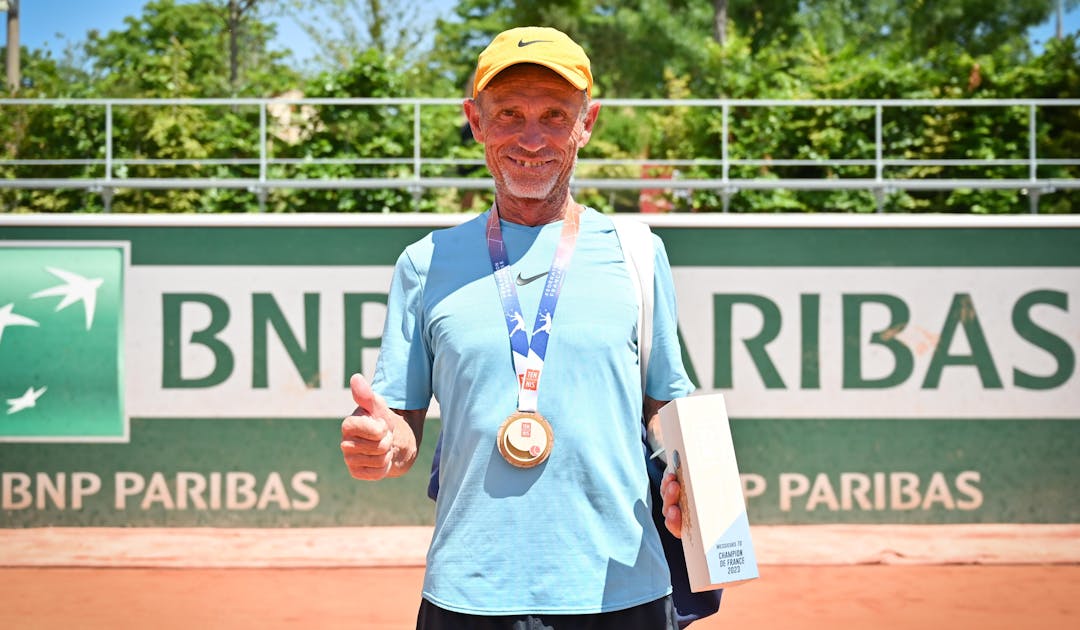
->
xmin=11 ymin=0 xmax=459 ymax=65
xmin=9 ymin=0 xmax=1080 ymax=64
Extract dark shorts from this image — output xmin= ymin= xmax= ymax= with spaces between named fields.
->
xmin=416 ymin=595 xmax=679 ymax=630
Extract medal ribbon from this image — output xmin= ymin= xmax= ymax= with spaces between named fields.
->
xmin=486 ymin=204 xmax=581 ymax=413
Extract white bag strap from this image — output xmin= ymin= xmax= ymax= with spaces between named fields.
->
xmin=611 ymin=216 xmax=655 ymax=388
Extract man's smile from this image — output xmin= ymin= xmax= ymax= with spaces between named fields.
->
xmin=508 ymin=156 xmax=554 ymax=168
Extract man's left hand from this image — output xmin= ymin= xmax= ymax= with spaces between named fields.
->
xmin=660 ymin=472 xmax=682 ymax=538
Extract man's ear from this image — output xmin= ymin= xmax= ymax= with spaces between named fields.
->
xmin=577 ymin=100 xmax=602 ymax=148
xmin=463 ymin=98 xmax=484 ymax=143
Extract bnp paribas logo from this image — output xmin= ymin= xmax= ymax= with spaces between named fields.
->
xmin=0 ymin=243 xmax=128 ymax=442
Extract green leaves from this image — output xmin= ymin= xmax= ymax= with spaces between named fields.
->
xmin=1 ymin=0 xmax=1077 ymax=214
xmin=543 ymin=0 xmax=1079 ymax=212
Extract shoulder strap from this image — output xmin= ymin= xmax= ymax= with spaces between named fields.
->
xmin=611 ymin=216 xmax=655 ymax=388
xmin=615 ymin=217 xmax=723 ymax=625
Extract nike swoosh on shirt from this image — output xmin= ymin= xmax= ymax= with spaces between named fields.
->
xmin=515 ymin=271 xmax=549 ymax=286
xmin=518 ymin=39 xmax=552 ymax=47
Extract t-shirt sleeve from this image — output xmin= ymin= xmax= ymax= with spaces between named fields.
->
xmin=371 ymin=248 xmax=433 ymax=410
xmin=644 ymin=234 xmax=695 ymax=401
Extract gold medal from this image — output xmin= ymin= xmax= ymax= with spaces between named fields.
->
xmin=497 ymin=411 xmax=553 ymax=468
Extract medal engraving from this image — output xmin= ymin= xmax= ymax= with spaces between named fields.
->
xmin=497 ymin=411 xmax=553 ymax=468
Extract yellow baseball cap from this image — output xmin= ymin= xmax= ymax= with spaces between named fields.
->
xmin=473 ymin=26 xmax=593 ymax=98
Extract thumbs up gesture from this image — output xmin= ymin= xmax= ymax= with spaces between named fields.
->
xmin=341 ymin=373 xmax=396 ymax=480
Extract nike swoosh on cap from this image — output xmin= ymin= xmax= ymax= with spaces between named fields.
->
xmin=518 ymin=39 xmax=552 ymax=47
xmin=515 ymin=271 xmax=549 ymax=286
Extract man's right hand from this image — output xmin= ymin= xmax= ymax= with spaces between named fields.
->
xmin=341 ymin=373 xmax=395 ymax=480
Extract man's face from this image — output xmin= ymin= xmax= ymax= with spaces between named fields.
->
xmin=467 ymin=65 xmax=599 ymax=202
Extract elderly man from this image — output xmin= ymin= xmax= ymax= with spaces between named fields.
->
xmin=341 ymin=26 xmax=694 ymax=629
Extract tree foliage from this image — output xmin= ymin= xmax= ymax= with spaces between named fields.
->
xmin=267 ymin=48 xmax=462 ymax=213
xmin=1 ymin=0 xmax=1077 ymax=213
xmin=83 ymin=0 xmax=293 ymax=97
xmin=1 ymin=0 xmax=299 ymax=213
xmin=281 ymin=0 xmax=429 ymax=70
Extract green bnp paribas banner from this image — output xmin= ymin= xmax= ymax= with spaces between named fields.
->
xmin=1 ymin=215 xmax=1078 ymax=527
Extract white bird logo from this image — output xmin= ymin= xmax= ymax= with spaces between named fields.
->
xmin=31 ymin=267 xmax=104 ymax=330
xmin=7 ymin=386 xmax=47 ymax=415
xmin=0 ymin=303 xmax=40 ymax=344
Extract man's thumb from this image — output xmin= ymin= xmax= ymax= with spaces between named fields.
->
xmin=350 ymin=373 xmax=377 ymax=413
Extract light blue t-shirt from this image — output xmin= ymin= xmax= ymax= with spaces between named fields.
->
xmin=372 ymin=207 xmax=693 ymax=615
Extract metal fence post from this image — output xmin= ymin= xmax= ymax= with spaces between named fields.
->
xmin=1029 ymin=103 xmax=1039 ymax=214
xmin=875 ymin=102 xmax=884 ymax=213
xmin=722 ymin=101 xmax=730 ymax=213
xmin=258 ymin=100 xmax=267 ymax=212
xmin=103 ymin=101 xmax=113 ymax=212
xmin=412 ymin=101 xmax=422 ymax=212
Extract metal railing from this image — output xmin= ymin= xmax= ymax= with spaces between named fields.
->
xmin=1 ymin=97 xmax=1078 ymax=212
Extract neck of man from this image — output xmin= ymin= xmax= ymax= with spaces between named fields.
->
xmin=494 ymin=191 xmax=577 ymax=227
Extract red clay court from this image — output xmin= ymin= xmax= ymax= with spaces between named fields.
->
xmin=2 ymin=565 xmax=1078 ymax=629
xmin=2 ymin=525 xmax=1077 ymax=629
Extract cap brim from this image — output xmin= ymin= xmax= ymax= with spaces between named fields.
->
xmin=475 ymin=59 xmax=590 ymax=97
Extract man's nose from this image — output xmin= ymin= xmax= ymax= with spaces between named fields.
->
xmin=517 ymin=120 xmax=546 ymax=152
